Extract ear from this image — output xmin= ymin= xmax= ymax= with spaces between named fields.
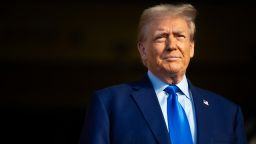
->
xmin=137 ymin=42 xmax=147 ymax=59
xmin=190 ymin=41 xmax=194 ymax=58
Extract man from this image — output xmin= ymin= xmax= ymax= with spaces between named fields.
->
xmin=80 ymin=3 xmax=247 ymax=144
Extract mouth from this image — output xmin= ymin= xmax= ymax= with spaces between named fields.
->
xmin=163 ymin=56 xmax=181 ymax=61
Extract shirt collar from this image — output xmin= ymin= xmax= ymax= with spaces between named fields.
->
xmin=147 ymin=70 xmax=190 ymax=99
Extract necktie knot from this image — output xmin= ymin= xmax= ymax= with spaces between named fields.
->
xmin=164 ymin=85 xmax=180 ymax=99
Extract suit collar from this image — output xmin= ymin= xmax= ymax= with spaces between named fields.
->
xmin=147 ymin=71 xmax=190 ymax=99
xmin=131 ymin=75 xmax=170 ymax=144
xmin=131 ymin=76 xmax=214 ymax=144
xmin=189 ymin=81 xmax=213 ymax=144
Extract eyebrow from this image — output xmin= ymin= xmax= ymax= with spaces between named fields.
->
xmin=153 ymin=32 xmax=169 ymax=40
xmin=154 ymin=29 xmax=169 ymax=36
xmin=173 ymin=30 xmax=186 ymax=34
xmin=155 ymin=28 xmax=186 ymax=34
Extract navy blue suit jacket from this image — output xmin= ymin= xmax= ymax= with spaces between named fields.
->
xmin=80 ymin=76 xmax=247 ymax=144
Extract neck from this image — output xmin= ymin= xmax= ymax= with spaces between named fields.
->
xmin=150 ymin=70 xmax=185 ymax=85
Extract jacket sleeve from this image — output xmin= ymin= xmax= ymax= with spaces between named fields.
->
xmin=79 ymin=93 xmax=110 ymax=144
xmin=235 ymin=106 xmax=247 ymax=144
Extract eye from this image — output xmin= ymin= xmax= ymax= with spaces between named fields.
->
xmin=155 ymin=36 xmax=166 ymax=42
xmin=153 ymin=33 xmax=169 ymax=43
xmin=175 ymin=34 xmax=186 ymax=40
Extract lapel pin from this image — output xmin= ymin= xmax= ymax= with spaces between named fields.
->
xmin=203 ymin=99 xmax=209 ymax=106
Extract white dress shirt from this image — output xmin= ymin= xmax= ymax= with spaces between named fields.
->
xmin=147 ymin=71 xmax=197 ymax=143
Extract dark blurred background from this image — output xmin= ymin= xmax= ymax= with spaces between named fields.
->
xmin=1 ymin=0 xmax=256 ymax=143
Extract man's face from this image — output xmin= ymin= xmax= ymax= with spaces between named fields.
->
xmin=138 ymin=16 xmax=194 ymax=79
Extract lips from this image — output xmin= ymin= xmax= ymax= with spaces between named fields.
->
xmin=163 ymin=56 xmax=181 ymax=60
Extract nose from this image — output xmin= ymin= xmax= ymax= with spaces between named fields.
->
xmin=165 ymin=35 xmax=176 ymax=51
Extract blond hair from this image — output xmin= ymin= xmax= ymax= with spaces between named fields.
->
xmin=137 ymin=3 xmax=197 ymax=42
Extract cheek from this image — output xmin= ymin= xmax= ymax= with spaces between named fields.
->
xmin=179 ymin=43 xmax=192 ymax=56
xmin=147 ymin=46 xmax=162 ymax=60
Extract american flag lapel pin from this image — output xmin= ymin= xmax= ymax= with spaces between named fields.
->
xmin=203 ymin=99 xmax=209 ymax=106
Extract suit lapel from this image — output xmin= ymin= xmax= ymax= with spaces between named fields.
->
xmin=131 ymin=76 xmax=215 ymax=144
xmin=131 ymin=76 xmax=170 ymax=144
xmin=190 ymin=83 xmax=213 ymax=144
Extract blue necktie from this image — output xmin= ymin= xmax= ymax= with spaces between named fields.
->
xmin=164 ymin=85 xmax=193 ymax=144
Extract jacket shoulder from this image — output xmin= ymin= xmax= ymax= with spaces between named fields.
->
xmin=192 ymin=85 xmax=239 ymax=109
xmin=95 ymin=82 xmax=134 ymax=96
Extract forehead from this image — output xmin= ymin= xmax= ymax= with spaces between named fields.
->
xmin=149 ymin=16 xmax=189 ymax=32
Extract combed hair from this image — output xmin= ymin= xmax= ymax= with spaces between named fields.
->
xmin=137 ymin=3 xmax=197 ymax=42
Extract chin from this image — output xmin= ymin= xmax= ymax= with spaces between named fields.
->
xmin=161 ymin=67 xmax=179 ymax=75
xmin=164 ymin=63 xmax=182 ymax=71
